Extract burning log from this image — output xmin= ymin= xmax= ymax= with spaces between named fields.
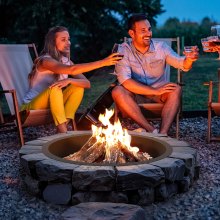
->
xmin=64 ymin=136 xmax=97 ymax=161
xmin=118 ymin=142 xmax=137 ymax=162
xmin=64 ymin=109 xmax=152 ymax=164
xmin=117 ymin=152 xmax=127 ymax=164
xmin=104 ymin=144 xmax=121 ymax=163
xmin=83 ymin=142 xmax=105 ymax=163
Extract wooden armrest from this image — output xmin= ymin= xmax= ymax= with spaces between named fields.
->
xmin=177 ymin=82 xmax=185 ymax=86
xmin=204 ymin=81 xmax=220 ymax=86
xmin=0 ymin=89 xmax=15 ymax=94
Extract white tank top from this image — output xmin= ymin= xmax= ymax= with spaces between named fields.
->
xmin=23 ymin=55 xmax=70 ymax=104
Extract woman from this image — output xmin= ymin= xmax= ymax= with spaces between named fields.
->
xmin=21 ymin=26 xmax=121 ymax=133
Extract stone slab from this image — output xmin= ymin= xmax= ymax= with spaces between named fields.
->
xmin=24 ymin=139 xmax=48 ymax=145
xmin=20 ymin=153 xmax=50 ymax=177
xmin=172 ymin=146 xmax=200 ymax=165
xmin=43 ymin=183 xmax=72 ymax=205
xmin=157 ymin=137 xmax=191 ymax=147
xmin=150 ymin=157 xmax=185 ymax=182
xmin=72 ymin=191 xmax=128 ymax=205
xmin=35 ymin=158 xmax=79 ymax=182
xmin=116 ymin=164 xmax=164 ymax=191
xmin=19 ymin=145 xmax=43 ymax=156
xmin=137 ymin=187 xmax=154 ymax=205
xmin=169 ymin=152 xmax=195 ymax=168
xmin=37 ymin=133 xmax=74 ymax=141
xmin=61 ymin=202 xmax=148 ymax=220
xmin=72 ymin=165 xmax=116 ymax=191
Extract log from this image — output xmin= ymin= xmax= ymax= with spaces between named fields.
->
xmin=104 ymin=144 xmax=120 ymax=163
xmin=64 ymin=136 xmax=97 ymax=161
xmin=64 ymin=135 xmax=152 ymax=164
xmin=83 ymin=142 xmax=105 ymax=163
xmin=133 ymin=152 xmax=152 ymax=161
xmin=117 ymin=151 xmax=127 ymax=164
xmin=118 ymin=142 xmax=137 ymax=162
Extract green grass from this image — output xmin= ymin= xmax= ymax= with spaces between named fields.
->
xmin=179 ymin=53 xmax=219 ymax=110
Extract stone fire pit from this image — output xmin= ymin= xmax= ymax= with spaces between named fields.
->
xmin=19 ymin=131 xmax=200 ymax=205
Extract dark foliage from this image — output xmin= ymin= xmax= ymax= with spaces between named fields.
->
xmin=0 ymin=0 xmax=164 ymax=62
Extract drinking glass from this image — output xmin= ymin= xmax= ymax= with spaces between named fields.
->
xmin=211 ymin=25 xmax=220 ymax=37
xmin=183 ymin=46 xmax=198 ymax=57
xmin=112 ymin=43 xmax=119 ymax=53
xmin=112 ymin=43 xmax=124 ymax=59
xmin=201 ymin=38 xmax=213 ymax=52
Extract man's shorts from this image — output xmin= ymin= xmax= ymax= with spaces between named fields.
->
xmin=134 ymin=93 xmax=168 ymax=104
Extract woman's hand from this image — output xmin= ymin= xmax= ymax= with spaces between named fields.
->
xmin=50 ymin=79 xmax=71 ymax=89
xmin=101 ymin=53 xmax=124 ymax=66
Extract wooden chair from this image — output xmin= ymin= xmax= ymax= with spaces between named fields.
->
xmin=0 ymin=44 xmax=53 ymax=146
xmin=204 ymin=68 xmax=220 ymax=143
xmin=114 ymin=37 xmax=182 ymax=139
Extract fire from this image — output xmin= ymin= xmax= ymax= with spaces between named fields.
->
xmin=64 ymin=109 xmax=152 ymax=164
xmin=92 ymin=109 xmax=139 ymax=162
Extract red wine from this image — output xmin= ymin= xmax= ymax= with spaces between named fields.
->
xmin=117 ymin=54 xmax=124 ymax=58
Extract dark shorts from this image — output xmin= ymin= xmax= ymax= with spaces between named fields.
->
xmin=134 ymin=93 xmax=168 ymax=104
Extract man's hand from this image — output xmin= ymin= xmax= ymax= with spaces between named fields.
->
xmin=183 ymin=46 xmax=199 ymax=62
xmin=154 ymin=83 xmax=178 ymax=95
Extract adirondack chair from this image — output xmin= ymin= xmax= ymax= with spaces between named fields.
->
xmin=204 ymin=68 xmax=220 ymax=143
xmin=114 ymin=37 xmax=182 ymax=138
xmin=0 ymin=44 xmax=53 ymax=146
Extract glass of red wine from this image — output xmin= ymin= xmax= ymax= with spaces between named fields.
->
xmin=112 ymin=43 xmax=124 ymax=59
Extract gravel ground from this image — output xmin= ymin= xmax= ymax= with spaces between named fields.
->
xmin=0 ymin=116 xmax=220 ymax=220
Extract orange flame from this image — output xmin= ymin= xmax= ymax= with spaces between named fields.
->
xmin=91 ymin=109 xmax=139 ymax=162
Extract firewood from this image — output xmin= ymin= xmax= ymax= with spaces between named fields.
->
xmin=64 ymin=136 xmax=97 ymax=161
xmin=104 ymin=144 xmax=120 ymax=163
xmin=117 ymin=151 xmax=127 ymax=164
xmin=83 ymin=142 xmax=105 ymax=163
xmin=118 ymin=142 xmax=136 ymax=162
xmin=133 ymin=151 xmax=152 ymax=161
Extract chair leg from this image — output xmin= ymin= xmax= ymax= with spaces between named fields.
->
xmin=12 ymin=90 xmax=24 ymax=147
xmin=207 ymin=106 xmax=212 ymax=143
xmin=72 ymin=119 xmax=77 ymax=131
xmin=175 ymin=110 xmax=180 ymax=139
xmin=0 ymin=105 xmax=4 ymax=123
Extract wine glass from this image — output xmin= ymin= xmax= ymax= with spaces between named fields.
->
xmin=211 ymin=25 xmax=220 ymax=37
xmin=112 ymin=43 xmax=119 ymax=53
xmin=112 ymin=43 xmax=124 ymax=59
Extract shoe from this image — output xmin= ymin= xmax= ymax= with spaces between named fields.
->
xmin=152 ymin=129 xmax=159 ymax=134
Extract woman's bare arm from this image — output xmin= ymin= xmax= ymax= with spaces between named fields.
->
xmin=38 ymin=53 xmax=122 ymax=75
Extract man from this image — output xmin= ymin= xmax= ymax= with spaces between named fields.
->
xmin=112 ymin=13 xmax=198 ymax=135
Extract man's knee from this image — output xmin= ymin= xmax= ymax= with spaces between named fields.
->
xmin=175 ymin=84 xmax=182 ymax=97
xmin=112 ymin=86 xmax=124 ymax=100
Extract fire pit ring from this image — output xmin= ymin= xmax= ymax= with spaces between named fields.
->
xmin=43 ymin=132 xmax=172 ymax=166
xmin=19 ymin=131 xmax=200 ymax=205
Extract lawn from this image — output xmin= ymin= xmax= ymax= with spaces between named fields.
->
xmin=79 ymin=53 xmax=220 ymax=113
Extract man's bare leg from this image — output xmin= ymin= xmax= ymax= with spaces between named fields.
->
xmin=160 ymin=85 xmax=181 ymax=134
xmin=112 ymin=86 xmax=155 ymax=132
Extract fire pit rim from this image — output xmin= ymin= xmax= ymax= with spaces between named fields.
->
xmin=42 ymin=131 xmax=173 ymax=166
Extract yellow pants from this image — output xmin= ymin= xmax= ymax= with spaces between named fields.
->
xmin=21 ymin=85 xmax=84 ymax=126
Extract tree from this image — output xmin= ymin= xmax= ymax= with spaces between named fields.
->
xmin=0 ymin=0 xmax=164 ymax=62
